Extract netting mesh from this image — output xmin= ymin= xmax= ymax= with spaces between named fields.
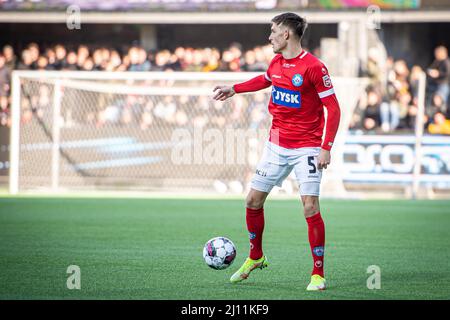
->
xmin=19 ymin=78 xmax=55 ymax=189
xmin=13 ymin=72 xmax=364 ymax=195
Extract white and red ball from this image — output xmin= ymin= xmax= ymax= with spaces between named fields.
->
xmin=203 ymin=237 xmax=236 ymax=270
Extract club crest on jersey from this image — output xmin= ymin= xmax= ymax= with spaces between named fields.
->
xmin=313 ymin=246 xmax=325 ymax=257
xmin=292 ymin=74 xmax=303 ymax=87
xmin=271 ymin=86 xmax=301 ymax=108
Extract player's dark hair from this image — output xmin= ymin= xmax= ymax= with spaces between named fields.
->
xmin=271 ymin=12 xmax=307 ymax=40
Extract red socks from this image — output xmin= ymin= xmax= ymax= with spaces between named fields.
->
xmin=306 ymin=212 xmax=325 ymax=277
xmin=246 ymin=207 xmax=264 ymax=260
xmin=245 ymin=207 xmax=325 ymax=277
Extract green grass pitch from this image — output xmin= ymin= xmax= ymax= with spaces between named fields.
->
xmin=0 ymin=196 xmax=449 ymax=300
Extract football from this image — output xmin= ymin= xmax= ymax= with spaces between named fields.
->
xmin=203 ymin=237 xmax=237 ymax=270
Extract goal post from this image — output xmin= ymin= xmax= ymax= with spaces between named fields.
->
xmin=9 ymin=70 xmax=366 ymax=196
xmin=9 ymin=72 xmax=21 ymax=195
xmin=411 ymin=71 xmax=427 ymax=200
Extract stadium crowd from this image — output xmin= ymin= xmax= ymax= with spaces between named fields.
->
xmin=0 ymin=42 xmax=449 ymax=135
xmin=351 ymin=45 xmax=450 ymax=135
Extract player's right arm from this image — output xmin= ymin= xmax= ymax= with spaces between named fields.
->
xmin=213 ymin=54 xmax=280 ymax=102
xmin=213 ymin=74 xmax=272 ymax=101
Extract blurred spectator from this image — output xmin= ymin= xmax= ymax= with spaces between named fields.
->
xmin=152 ymin=49 xmax=171 ymax=71
xmin=2 ymin=40 xmax=449 ymax=134
xmin=428 ymin=111 xmax=450 ymax=135
xmin=202 ymin=52 xmax=219 ymax=72
xmin=166 ymin=50 xmax=181 ymax=71
xmin=427 ymin=46 xmax=450 ymax=106
xmin=184 ymin=49 xmax=204 ymax=72
xmin=174 ymin=95 xmax=189 ymax=126
xmin=36 ymin=85 xmax=51 ymax=117
xmin=17 ymin=49 xmax=34 ymax=70
xmin=380 ymin=99 xmax=397 ymax=132
xmin=77 ymin=45 xmax=90 ymax=59
xmin=366 ymin=47 xmax=383 ymax=92
xmin=0 ymin=54 xmax=10 ymax=114
xmin=409 ymin=65 xmax=424 ymax=105
xmin=354 ymin=51 xmax=450 ymax=133
xmin=106 ymin=50 xmax=125 ymax=71
xmin=219 ymin=49 xmax=234 ymax=71
xmin=229 ymin=95 xmax=248 ymax=128
xmin=397 ymin=92 xmax=414 ymax=129
xmin=378 ymin=60 xmax=411 ymax=132
xmin=92 ymin=49 xmax=105 ymax=70
xmin=248 ymin=92 xmax=268 ymax=129
xmin=0 ymin=110 xmax=8 ymax=126
xmin=64 ymin=51 xmax=79 ymax=70
xmin=1 ymin=42 xmax=277 ymax=75
xmin=392 ymin=60 xmax=410 ymax=95
xmin=36 ymin=56 xmax=49 ymax=70
xmin=228 ymin=42 xmax=244 ymax=72
xmin=128 ymin=46 xmax=151 ymax=72
xmin=210 ymin=99 xmax=227 ymax=128
xmin=45 ymin=48 xmax=57 ymax=69
xmin=427 ymin=93 xmax=447 ymax=119
xmin=77 ymin=45 xmax=89 ymax=70
xmin=54 ymin=44 xmax=67 ymax=70
xmin=101 ymin=48 xmax=111 ymax=65
xmin=363 ymin=88 xmax=381 ymax=132
xmin=153 ymin=96 xmax=176 ymax=123
xmin=243 ymin=50 xmax=260 ymax=72
xmin=253 ymin=46 xmax=269 ymax=70
xmin=3 ymin=45 xmax=16 ymax=71
xmin=82 ymin=57 xmax=95 ymax=71
xmin=27 ymin=43 xmax=40 ymax=69
xmin=140 ymin=100 xmax=154 ymax=130
xmin=201 ymin=48 xmax=219 ymax=72
xmin=121 ymin=106 xmax=133 ymax=126
xmin=97 ymin=103 xmax=121 ymax=127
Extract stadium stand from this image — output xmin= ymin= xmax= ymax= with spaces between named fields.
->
xmin=1 ymin=42 xmax=449 ymax=134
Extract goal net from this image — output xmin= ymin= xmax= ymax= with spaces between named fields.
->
xmin=9 ymin=71 xmax=365 ymax=196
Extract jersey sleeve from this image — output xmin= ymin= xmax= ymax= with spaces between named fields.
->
xmin=309 ymin=62 xmax=335 ymax=99
xmin=264 ymin=56 xmax=276 ymax=83
xmin=233 ymin=55 xmax=278 ymax=93
xmin=233 ymin=75 xmax=271 ymax=93
xmin=309 ymin=62 xmax=341 ymax=151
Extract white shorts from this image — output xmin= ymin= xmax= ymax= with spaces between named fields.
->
xmin=250 ymin=142 xmax=322 ymax=196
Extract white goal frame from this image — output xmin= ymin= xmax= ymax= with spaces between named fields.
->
xmin=10 ymin=70 xmax=367 ymax=197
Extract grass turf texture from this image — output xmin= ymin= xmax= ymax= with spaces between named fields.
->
xmin=0 ymin=197 xmax=449 ymax=300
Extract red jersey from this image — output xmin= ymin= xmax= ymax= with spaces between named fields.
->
xmin=234 ymin=50 xmax=340 ymax=150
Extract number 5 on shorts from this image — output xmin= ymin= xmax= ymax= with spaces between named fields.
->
xmin=308 ymin=156 xmax=317 ymax=174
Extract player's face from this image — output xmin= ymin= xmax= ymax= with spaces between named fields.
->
xmin=269 ymin=23 xmax=288 ymax=54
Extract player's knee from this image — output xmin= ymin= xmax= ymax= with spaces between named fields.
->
xmin=302 ymin=197 xmax=319 ymax=217
xmin=246 ymin=193 xmax=266 ymax=209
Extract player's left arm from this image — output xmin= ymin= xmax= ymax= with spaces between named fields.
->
xmin=309 ymin=63 xmax=341 ymax=169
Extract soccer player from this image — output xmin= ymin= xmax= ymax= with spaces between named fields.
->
xmin=212 ymin=12 xmax=341 ymax=291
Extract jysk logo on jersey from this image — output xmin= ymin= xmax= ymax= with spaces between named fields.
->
xmin=271 ymin=86 xmax=301 ymax=108
xmin=292 ymin=74 xmax=303 ymax=87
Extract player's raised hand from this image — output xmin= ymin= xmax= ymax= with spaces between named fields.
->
xmin=318 ymin=149 xmax=331 ymax=170
xmin=213 ymin=85 xmax=235 ymax=101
